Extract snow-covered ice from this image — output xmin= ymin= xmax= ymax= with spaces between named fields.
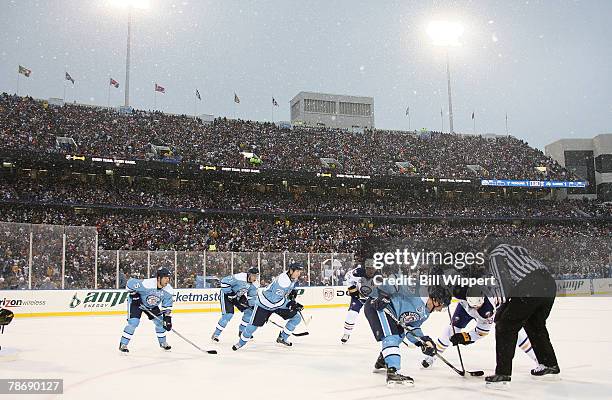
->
xmin=1 ymin=297 xmax=611 ymax=400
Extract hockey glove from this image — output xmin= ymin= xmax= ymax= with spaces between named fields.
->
xmin=450 ymin=332 xmax=473 ymax=346
xmin=162 ymin=314 xmax=172 ymax=331
xmin=288 ymin=300 xmax=304 ymax=312
xmin=237 ymin=295 xmax=250 ymax=309
xmin=418 ymin=336 xmax=437 ymax=357
xmin=372 ymin=293 xmax=391 ymax=311
xmin=0 ymin=309 xmax=14 ymax=326
xmin=287 ymin=289 xmax=299 ymax=301
xmin=347 ymin=285 xmax=360 ymax=299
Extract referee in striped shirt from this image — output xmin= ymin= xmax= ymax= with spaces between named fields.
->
xmin=485 ymin=241 xmax=560 ymax=386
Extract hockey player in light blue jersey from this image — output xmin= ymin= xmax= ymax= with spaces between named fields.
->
xmin=211 ymin=267 xmax=259 ymax=342
xmin=365 ymin=279 xmax=451 ymax=387
xmin=119 ymin=267 xmax=174 ymax=353
xmin=232 ymin=262 xmax=304 ymax=350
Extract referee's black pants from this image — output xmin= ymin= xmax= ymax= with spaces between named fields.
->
xmin=495 ymin=279 xmax=559 ymax=376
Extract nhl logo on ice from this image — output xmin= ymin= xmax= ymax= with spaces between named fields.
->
xmin=323 ymin=288 xmax=334 ymax=301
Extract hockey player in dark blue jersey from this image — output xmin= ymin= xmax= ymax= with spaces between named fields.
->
xmin=365 ymin=281 xmax=451 ymax=387
xmin=341 ymin=262 xmax=377 ymax=343
xmin=232 ymin=262 xmax=304 ymax=350
xmin=211 ymin=267 xmax=259 ymax=342
xmin=119 ymin=267 xmax=174 ymax=353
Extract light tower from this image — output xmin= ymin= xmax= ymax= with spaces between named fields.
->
xmin=110 ymin=0 xmax=150 ymax=107
xmin=427 ymin=21 xmax=464 ymax=133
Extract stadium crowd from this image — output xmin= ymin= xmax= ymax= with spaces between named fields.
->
xmin=1 ymin=205 xmax=610 ymax=290
xmin=1 ymin=93 xmax=570 ymax=179
xmin=1 ymin=177 xmax=607 ymax=219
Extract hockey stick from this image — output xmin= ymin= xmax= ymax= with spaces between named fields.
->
xmin=268 ymin=320 xmax=309 ymax=336
xmin=139 ymin=306 xmax=218 ymax=355
xmin=382 ymin=308 xmax=483 ymax=377
xmin=268 ymin=306 xmax=310 ymax=336
xmin=298 ymin=310 xmax=312 ymax=327
xmin=447 ymin=305 xmax=467 ymax=374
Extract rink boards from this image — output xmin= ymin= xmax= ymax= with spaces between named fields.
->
xmin=0 ymin=286 xmax=352 ymax=318
xmin=2 ymin=278 xmax=611 ymax=318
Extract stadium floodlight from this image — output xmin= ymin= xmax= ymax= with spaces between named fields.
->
xmin=109 ymin=0 xmax=150 ymax=9
xmin=108 ymin=0 xmax=150 ymax=107
xmin=427 ymin=21 xmax=464 ymax=47
xmin=427 ymin=21 xmax=464 ymax=134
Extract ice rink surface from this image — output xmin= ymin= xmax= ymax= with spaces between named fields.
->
xmin=1 ymin=297 xmax=611 ymax=400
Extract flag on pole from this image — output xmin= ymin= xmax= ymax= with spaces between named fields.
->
xmin=155 ymin=83 xmax=165 ymax=93
xmin=405 ymin=106 xmax=409 ymax=116
xmin=110 ymin=78 xmax=119 ymax=88
xmin=272 ymin=97 xmax=279 ymax=107
xmin=234 ymin=93 xmax=240 ymax=103
xmin=195 ymin=89 xmax=201 ymax=100
xmin=18 ymin=65 xmax=31 ymax=77
xmin=65 ymin=72 xmax=75 ymax=84
xmin=471 ymin=112 xmax=475 ymax=120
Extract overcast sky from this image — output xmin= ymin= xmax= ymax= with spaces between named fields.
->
xmin=1 ymin=0 xmax=610 ymax=149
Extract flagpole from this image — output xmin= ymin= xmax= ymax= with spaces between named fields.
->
xmin=124 ymin=7 xmax=132 ymax=107
xmin=271 ymin=96 xmax=274 ymax=123
xmin=408 ymin=107 xmax=411 ymax=131
xmin=505 ymin=113 xmax=508 ymax=135
xmin=440 ymin=108 xmax=444 ymax=132
xmin=15 ymin=37 xmax=21 ymax=95
xmin=107 ymin=76 xmax=111 ymax=107
xmin=63 ymin=79 xmax=67 ymax=102
xmin=473 ymin=112 xmax=476 ymax=134
xmin=154 ymin=87 xmax=157 ymax=110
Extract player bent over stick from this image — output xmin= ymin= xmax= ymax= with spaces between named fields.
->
xmin=365 ymin=282 xmax=451 ymax=387
xmin=232 ymin=262 xmax=305 ymax=350
xmin=341 ymin=262 xmax=377 ymax=343
xmin=119 ymin=267 xmax=174 ymax=353
xmin=211 ymin=267 xmax=260 ymax=342
xmin=421 ymin=287 xmax=539 ymax=369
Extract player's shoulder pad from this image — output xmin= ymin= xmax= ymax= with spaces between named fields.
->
xmin=126 ymin=277 xmax=141 ymax=290
xmin=162 ymin=284 xmax=174 ymax=296
xmin=141 ymin=278 xmax=157 ymax=289
xmin=277 ymin=273 xmax=292 ymax=288
xmin=478 ymin=297 xmax=494 ymax=318
xmin=234 ymin=272 xmax=247 ymax=282
xmin=352 ymin=267 xmax=366 ymax=277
